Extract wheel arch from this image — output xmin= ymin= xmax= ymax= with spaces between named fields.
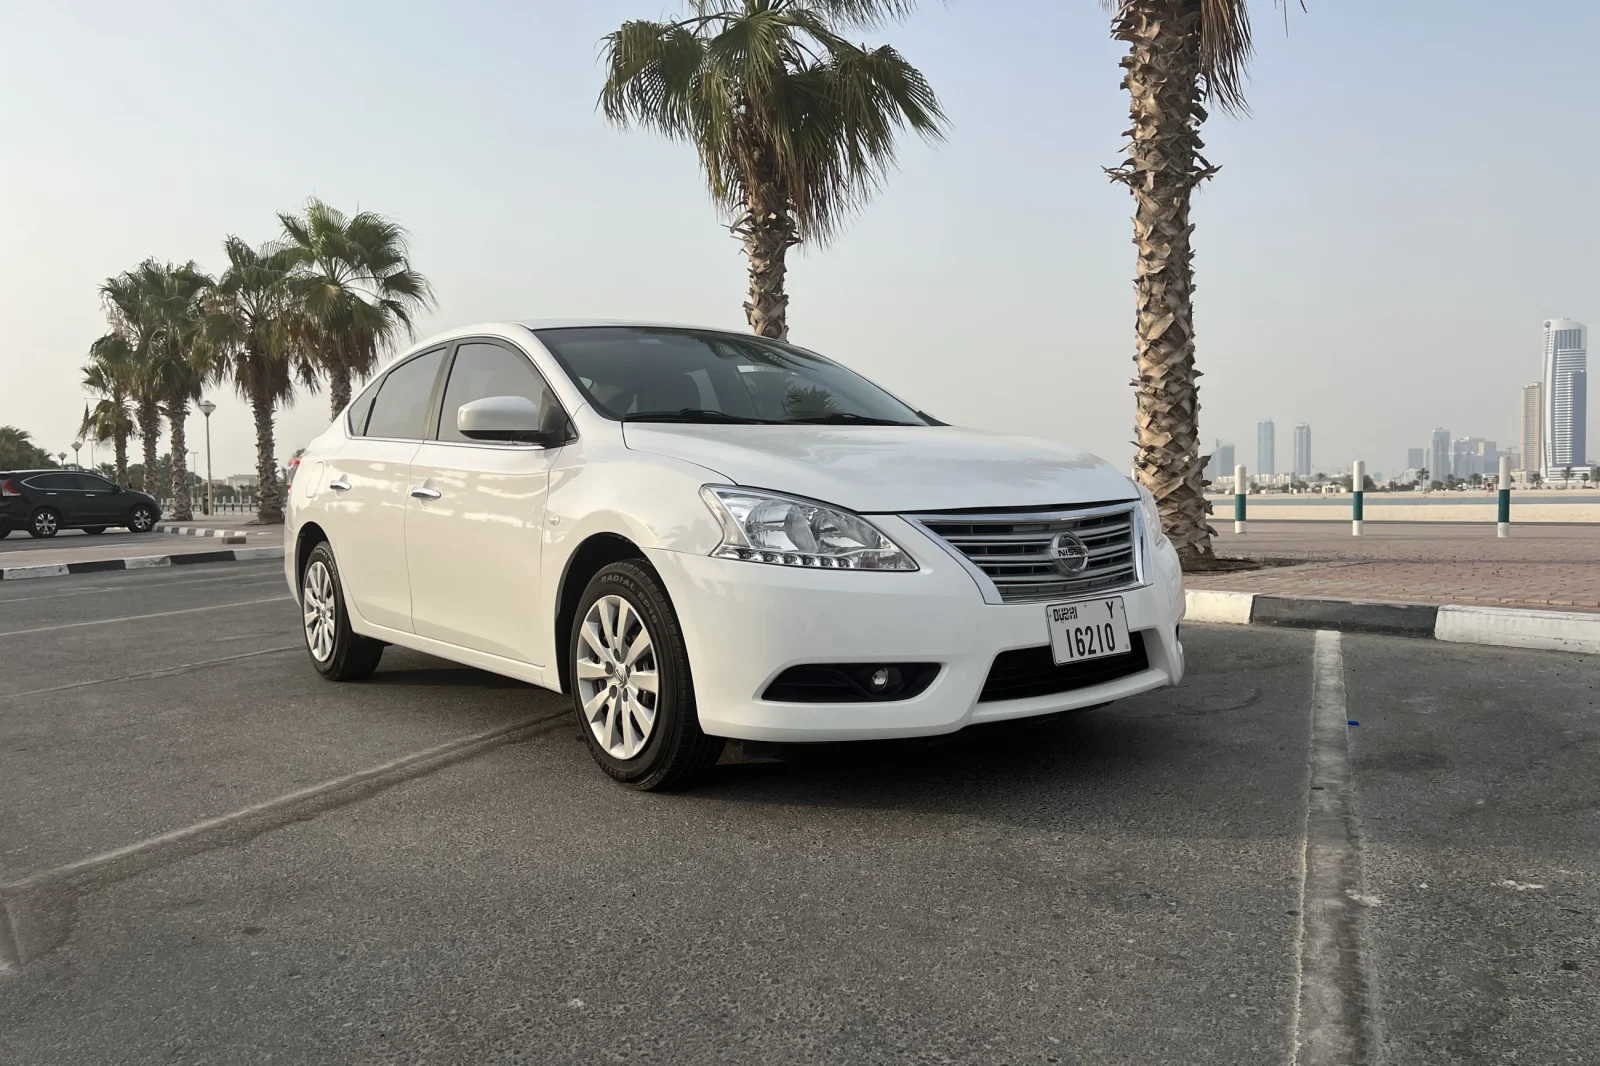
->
xmin=294 ymin=521 xmax=329 ymax=594
xmin=553 ymin=532 xmax=653 ymax=696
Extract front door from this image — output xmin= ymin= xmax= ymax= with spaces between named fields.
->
xmin=72 ymin=473 xmax=121 ymax=523
xmin=326 ymin=347 xmax=446 ymax=633
xmin=405 ymin=340 xmax=564 ymax=663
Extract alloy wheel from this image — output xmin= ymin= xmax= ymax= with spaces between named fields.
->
xmin=131 ymin=508 xmax=154 ymax=532
xmin=33 ymin=511 xmax=57 ymax=536
xmin=302 ymin=560 xmax=337 ymax=663
xmin=575 ymin=594 xmax=660 ymax=760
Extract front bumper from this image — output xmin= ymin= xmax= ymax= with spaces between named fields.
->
xmin=647 ymin=516 xmax=1186 ymax=743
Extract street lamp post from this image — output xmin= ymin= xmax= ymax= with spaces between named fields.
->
xmin=72 ymin=440 xmax=82 ymax=469
xmin=198 ymin=399 xmax=216 ymax=517
xmin=57 ymin=451 xmax=67 ymax=468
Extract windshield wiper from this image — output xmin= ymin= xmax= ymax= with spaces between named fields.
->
xmin=622 ymin=409 xmax=778 ymax=424
xmin=785 ymin=412 xmax=919 ymax=426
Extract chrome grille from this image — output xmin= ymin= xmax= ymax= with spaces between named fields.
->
xmin=913 ymin=503 xmax=1142 ymax=604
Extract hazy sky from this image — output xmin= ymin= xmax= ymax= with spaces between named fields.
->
xmin=3 ymin=0 xmax=1597 ymax=481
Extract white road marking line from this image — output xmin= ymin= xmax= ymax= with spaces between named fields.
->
xmin=0 ymin=596 xmax=291 ymax=638
xmin=0 ymin=644 xmax=301 ymax=701
xmin=0 ymin=710 xmax=571 ymax=973
xmin=1290 ymin=630 xmax=1377 ymax=1066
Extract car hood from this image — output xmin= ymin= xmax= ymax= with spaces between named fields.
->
xmin=621 ymin=424 xmax=1137 ymax=513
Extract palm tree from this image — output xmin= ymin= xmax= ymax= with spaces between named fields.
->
xmin=279 ymin=199 xmax=433 ymax=418
xmin=81 ymin=333 xmax=139 ymax=486
xmin=1104 ymin=0 xmax=1289 ymax=568
xmin=100 ymin=268 xmax=165 ymax=496
xmin=122 ymin=260 xmax=215 ymax=520
xmin=207 ymin=237 xmax=316 ymax=524
xmin=0 ymin=426 xmax=58 ymax=469
xmin=600 ymin=0 xmax=946 ymax=340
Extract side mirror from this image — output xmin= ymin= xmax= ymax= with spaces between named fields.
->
xmin=457 ymin=395 xmax=566 ymax=446
xmin=111 ymin=484 xmax=123 ymax=494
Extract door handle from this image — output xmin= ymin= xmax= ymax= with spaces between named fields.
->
xmin=328 ymin=479 xmax=351 ymax=492
xmin=410 ymin=486 xmax=441 ymax=500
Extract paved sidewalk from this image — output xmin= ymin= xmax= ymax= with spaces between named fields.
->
xmin=0 ymin=527 xmax=283 ymax=572
xmin=1189 ymin=522 xmax=1600 ymax=612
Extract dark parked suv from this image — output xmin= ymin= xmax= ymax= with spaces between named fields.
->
xmin=0 ymin=470 xmax=161 ymax=538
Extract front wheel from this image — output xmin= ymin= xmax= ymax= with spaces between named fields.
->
xmin=570 ymin=560 xmax=724 ymax=790
xmin=301 ymin=542 xmax=384 ymax=681
xmin=29 ymin=509 xmax=60 ymax=538
xmin=128 ymin=505 xmax=156 ymax=533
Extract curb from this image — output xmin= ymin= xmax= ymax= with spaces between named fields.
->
xmin=0 ymin=546 xmax=284 ymax=582
xmin=153 ymin=524 xmax=251 ymax=543
xmin=1185 ymin=589 xmax=1600 ymax=655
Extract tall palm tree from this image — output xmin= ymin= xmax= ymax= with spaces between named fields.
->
xmin=207 ymin=237 xmax=315 ymax=524
xmin=279 ymin=199 xmax=433 ymax=418
xmin=1103 ymin=0 xmax=1285 ymax=568
xmin=137 ymin=260 xmax=214 ymax=521
xmin=601 ymin=0 xmax=945 ymax=340
xmin=0 ymin=426 xmax=57 ymax=469
xmin=100 ymin=267 xmax=165 ymax=497
xmin=81 ymin=333 xmax=139 ymax=486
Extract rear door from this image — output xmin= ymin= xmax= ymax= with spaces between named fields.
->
xmin=23 ymin=473 xmax=84 ymax=524
xmin=405 ymin=339 xmax=565 ymax=663
xmin=325 ymin=347 xmax=447 ymax=633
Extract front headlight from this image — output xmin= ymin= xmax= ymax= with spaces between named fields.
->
xmin=699 ymin=486 xmax=918 ymax=571
xmin=1136 ymin=483 xmax=1169 ymax=546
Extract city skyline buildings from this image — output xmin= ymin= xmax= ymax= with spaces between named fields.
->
xmin=1257 ymin=420 xmax=1276 ymax=477
xmin=1293 ymin=423 xmax=1312 ymax=477
xmin=1541 ymin=319 xmax=1587 ymax=474
xmin=1521 ymin=382 xmax=1542 ymax=474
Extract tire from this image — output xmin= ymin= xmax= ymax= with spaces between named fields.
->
xmin=83 ymin=526 xmax=107 ymax=535
xmin=28 ymin=508 xmax=60 ymax=538
xmin=569 ymin=560 xmax=724 ymax=790
xmin=128 ymin=505 xmax=156 ymax=533
xmin=0 ymin=527 xmax=9 ymax=539
xmin=300 ymin=541 xmax=384 ymax=681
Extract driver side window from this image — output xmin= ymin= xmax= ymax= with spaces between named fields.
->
xmin=435 ymin=342 xmax=559 ymax=443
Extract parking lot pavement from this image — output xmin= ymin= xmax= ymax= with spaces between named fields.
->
xmin=0 ymin=563 xmax=1595 ymax=1064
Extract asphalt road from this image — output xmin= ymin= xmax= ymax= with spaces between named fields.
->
xmin=0 ymin=528 xmax=173 ymax=554
xmin=0 ymin=561 xmax=1595 ymax=1065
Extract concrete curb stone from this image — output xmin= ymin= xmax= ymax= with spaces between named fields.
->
xmin=1185 ymin=588 xmax=1600 ymax=656
xmin=0 ymin=546 xmax=284 ymax=581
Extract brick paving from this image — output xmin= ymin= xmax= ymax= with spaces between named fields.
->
xmin=1186 ymin=521 xmax=1600 ymax=613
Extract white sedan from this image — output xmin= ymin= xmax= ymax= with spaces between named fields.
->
xmin=285 ymin=322 xmax=1186 ymax=789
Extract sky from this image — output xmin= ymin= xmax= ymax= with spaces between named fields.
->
xmin=2 ymin=0 xmax=1597 ymax=482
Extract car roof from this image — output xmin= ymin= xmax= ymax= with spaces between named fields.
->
xmin=2 ymin=469 xmax=61 ymax=477
xmin=403 ymin=320 xmax=757 ymax=353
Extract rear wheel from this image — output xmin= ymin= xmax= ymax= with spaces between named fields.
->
xmin=301 ymin=542 xmax=384 ymax=681
xmin=128 ymin=505 xmax=156 ymax=533
xmin=83 ymin=526 xmax=107 ymax=535
xmin=28 ymin=508 xmax=60 ymax=538
xmin=570 ymin=560 xmax=724 ymax=790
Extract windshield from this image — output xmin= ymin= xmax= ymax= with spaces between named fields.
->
xmin=533 ymin=326 xmax=927 ymax=426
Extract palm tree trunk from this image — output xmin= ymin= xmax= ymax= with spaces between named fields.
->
xmin=113 ymin=387 xmax=129 ymax=487
xmin=253 ymin=391 xmax=283 ymax=524
xmin=137 ymin=399 xmax=161 ymax=498
xmin=735 ymin=141 xmax=798 ymax=340
xmin=169 ymin=401 xmax=192 ymax=521
xmin=1108 ymin=0 xmax=1216 ymax=568
xmin=328 ymin=364 xmax=353 ymax=421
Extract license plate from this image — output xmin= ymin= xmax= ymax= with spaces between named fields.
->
xmin=1046 ymin=597 xmax=1130 ymax=665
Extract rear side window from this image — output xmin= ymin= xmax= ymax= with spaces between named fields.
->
xmin=347 ymin=378 xmax=381 ymax=435
xmin=364 ymin=349 xmax=446 ymax=440
xmin=436 ymin=342 xmax=558 ymax=443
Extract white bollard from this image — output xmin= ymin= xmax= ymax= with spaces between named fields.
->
xmin=1352 ymin=460 xmax=1365 ymax=536
xmin=1233 ymin=464 xmax=1247 ymax=534
xmin=1497 ymin=455 xmax=1511 ymax=538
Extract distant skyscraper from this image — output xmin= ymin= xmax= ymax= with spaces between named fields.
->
xmin=1292 ymin=423 xmax=1312 ymax=477
xmin=1542 ymin=319 xmax=1587 ymax=474
xmin=1205 ymin=440 xmax=1235 ymax=482
xmin=1430 ymin=427 xmax=1450 ymax=484
xmin=1406 ymin=448 xmax=1425 ymax=470
xmin=1257 ymin=420 xmax=1276 ymax=477
xmin=1521 ymin=382 xmax=1543 ymax=474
